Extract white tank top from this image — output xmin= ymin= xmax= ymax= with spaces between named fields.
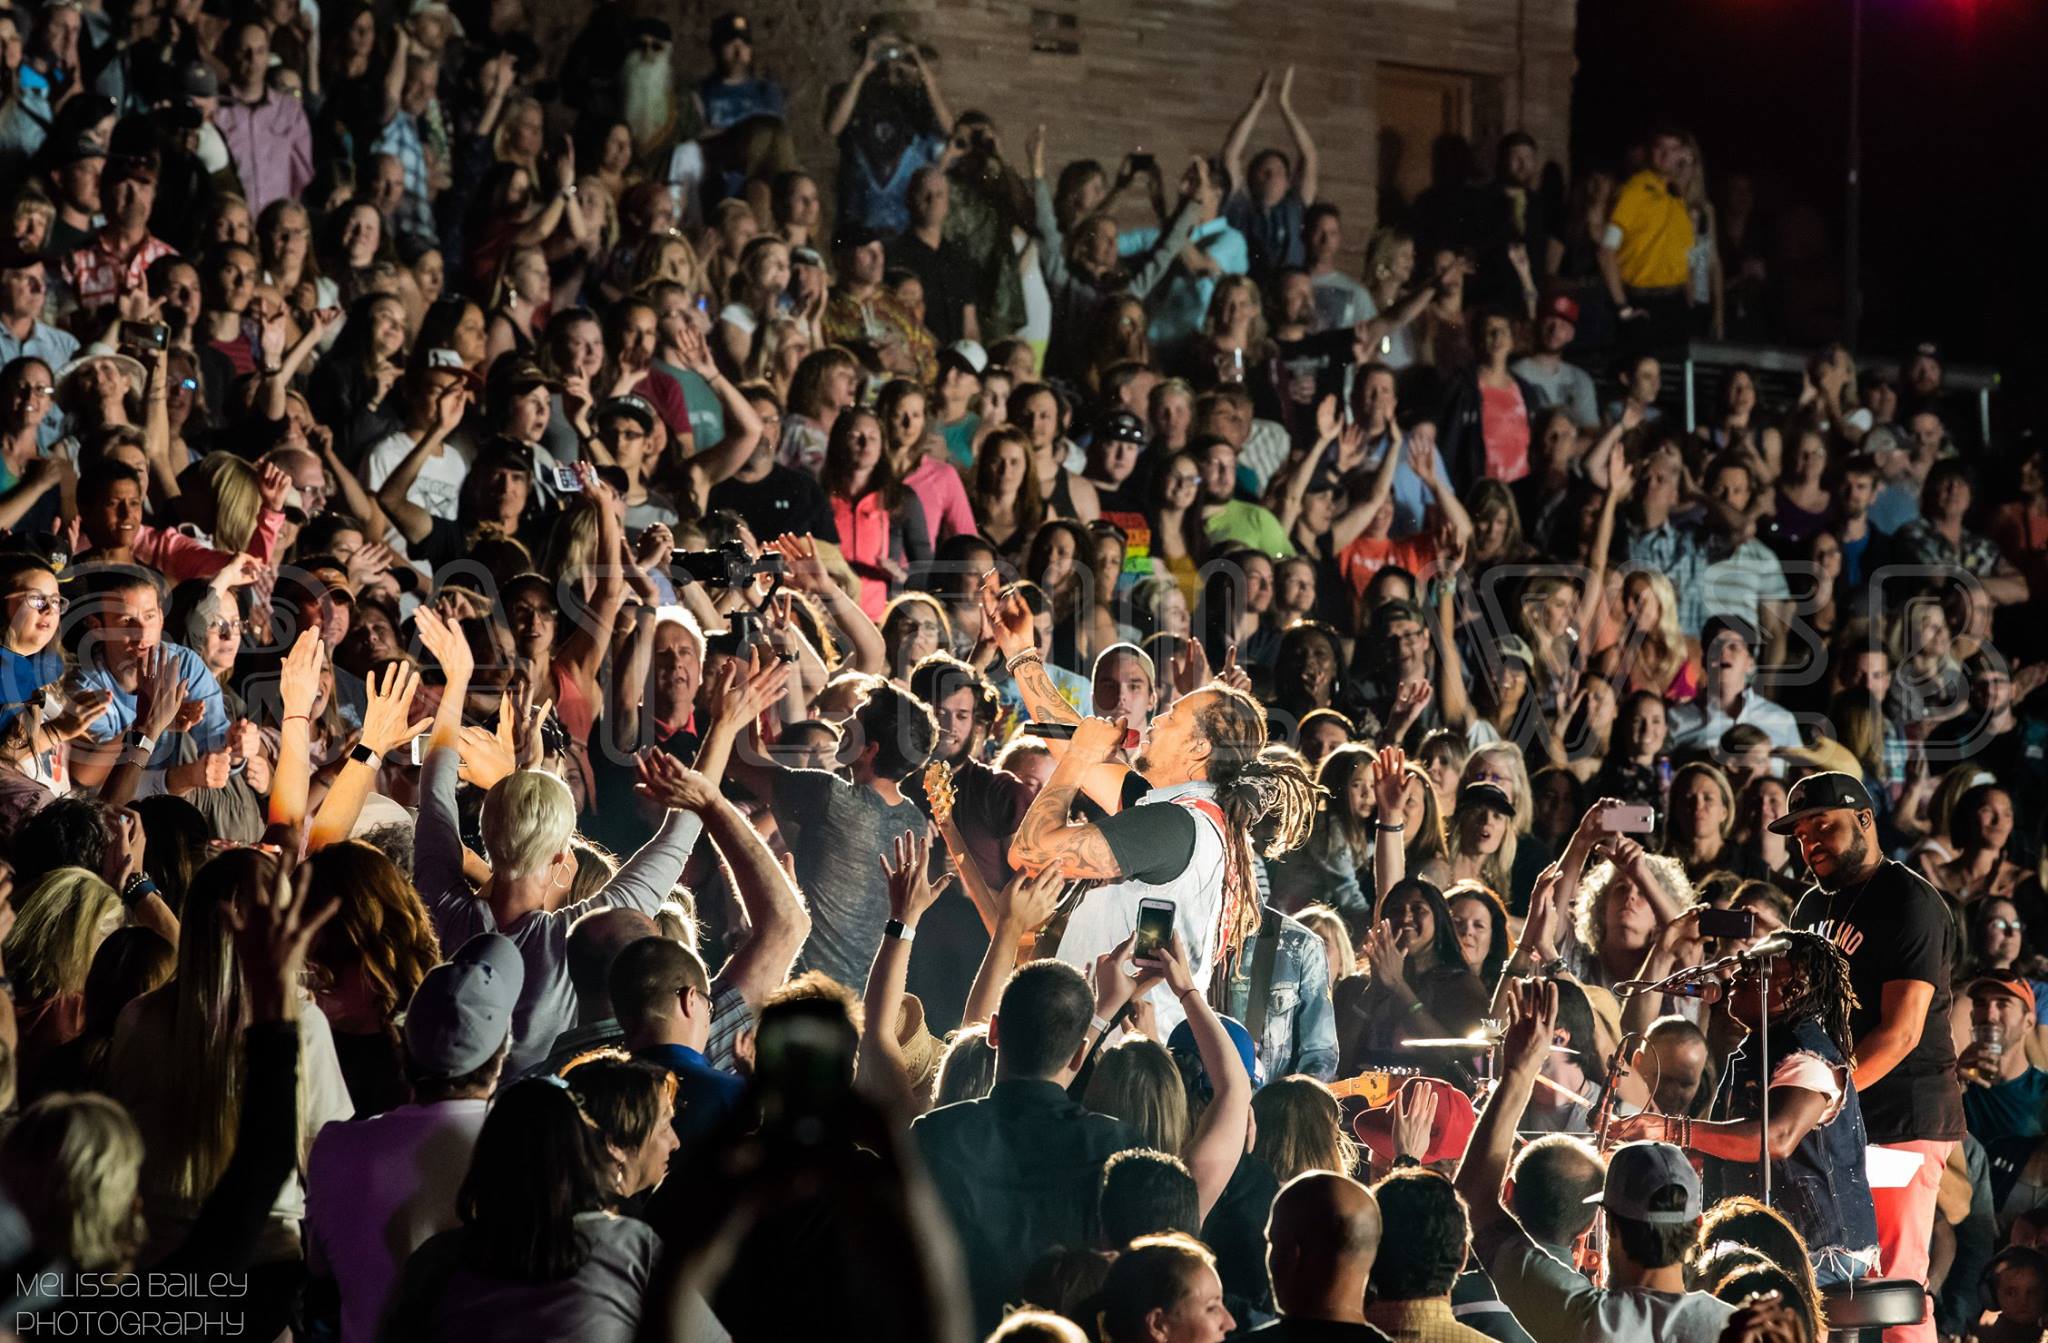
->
xmin=1055 ymin=781 xmax=1232 ymax=1037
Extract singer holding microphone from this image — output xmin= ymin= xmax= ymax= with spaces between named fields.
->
xmin=1776 ymin=771 xmax=1963 ymax=1342
xmin=1612 ymin=929 xmax=1881 ymax=1287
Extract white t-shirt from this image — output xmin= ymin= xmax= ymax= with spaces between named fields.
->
xmin=360 ymin=429 xmax=475 ymax=523
xmin=717 ymin=303 xmax=759 ymax=338
xmin=306 ymin=1098 xmax=490 ymax=1343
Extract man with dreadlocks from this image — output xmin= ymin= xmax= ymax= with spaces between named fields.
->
xmin=1006 ymin=685 xmax=1318 ymax=1037
xmin=1613 ymin=928 xmax=1881 ymax=1286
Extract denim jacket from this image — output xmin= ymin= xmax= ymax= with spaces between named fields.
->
xmin=1705 ymin=1016 xmax=1881 ymax=1286
xmin=1223 ymin=906 xmax=1338 ymax=1082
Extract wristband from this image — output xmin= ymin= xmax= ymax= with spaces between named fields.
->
xmin=350 ymin=742 xmax=382 ymax=767
xmin=1090 ymin=1014 xmax=1115 ymax=1036
xmin=120 ymin=873 xmax=158 ymax=909
xmin=1177 ymin=986 xmax=1203 ymax=1004
xmin=284 ymin=713 xmax=310 ymax=725
xmin=1004 ymin=649 xmax=1043 ymax=673
xmin=1376 ymin=820 xmax=1406 ymax=832
xmin=883 ymin=918 xmax=915 ymax=943
xmin=1406 ymin=998 xmax=1428 ymax=1016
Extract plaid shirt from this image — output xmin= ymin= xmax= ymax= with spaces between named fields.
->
xmin=1895 ymin=518 xmax=2004 ymax=577
xmin=1627 ymin=516 xmax=1708 ymax=634
xmin=1367 ymin=1296 xmax=1498 ymax=1343
xmin=370 ymin=112 xmax=437 ymax=248
xmin=60 ymin=231 xmax=177 ymax=316
xmin=212 ymin=92 xmax=314 ymax=213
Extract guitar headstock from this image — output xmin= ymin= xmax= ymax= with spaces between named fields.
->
xmin=924 ymin=759 xmax=956 ymax=827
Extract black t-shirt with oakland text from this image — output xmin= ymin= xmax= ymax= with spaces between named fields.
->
xmin=1792 ymin=858 xmax=1965 ymax=1144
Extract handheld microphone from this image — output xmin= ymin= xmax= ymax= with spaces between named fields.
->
xmin=1023 ymin=721 xmax=1142 ymax=750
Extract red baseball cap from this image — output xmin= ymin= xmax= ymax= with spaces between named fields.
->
xmin=1352 ymin=1076 xmax=1476 ymax=1166
xmin=1541 ymin=292 xmax=1581 ymax=326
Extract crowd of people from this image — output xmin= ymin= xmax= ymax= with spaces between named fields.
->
xmin=0 ymin=1 xmax=2039 ymax=1341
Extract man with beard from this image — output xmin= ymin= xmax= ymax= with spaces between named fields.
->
xmin=56 ymin=128 xmax=174 ymax=321
xmin=1784 ymin=772 xmax=1963 ymax=1339
xmin=902 ymin=652 xmax=1030 ymax=1031
xmin=618 ymin=20 xmax=691 ymax=178
xmin=38 ymin=134 xmax=105 ymax=258
xmin=826 ymin=28 xmax=951 ymax=236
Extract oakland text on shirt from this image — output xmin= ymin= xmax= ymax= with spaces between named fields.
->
xmin=1804 ymin=916 xmax=1866 ymax=958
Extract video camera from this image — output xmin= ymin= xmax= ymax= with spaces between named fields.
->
xmin=671 ymin=546 xmax=785 ymax=589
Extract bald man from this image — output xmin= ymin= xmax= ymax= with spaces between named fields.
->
xmin=528 ymin=907 xmax=663 ymax=1075
xmin=1254 ymin=1171 xmax=1392 ymax=1340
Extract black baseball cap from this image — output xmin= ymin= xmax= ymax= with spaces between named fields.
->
xmin=1458 ymin=780 xmax=1516 ymax=819
xmin=1096 ymin=410 xmax=1146 ymax=448
xmin=710 ymin=12 xmax=751 ymax=45
xmin=833 ymin=223 xmax=882 ymax=253
xmin=1700 ymin=613 xmax=1760 ymax=656
xmin=1767 ymin=771 xmax=1875 ymax=835
xmin=595 ymin=394 xmax=656 ymax=432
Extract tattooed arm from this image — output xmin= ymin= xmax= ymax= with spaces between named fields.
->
xmin=1009 ymin=716 xmax=1129 ymax=880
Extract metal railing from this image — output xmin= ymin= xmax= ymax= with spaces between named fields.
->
xmin=1669 ymin=339 xmax=2000 ymax=445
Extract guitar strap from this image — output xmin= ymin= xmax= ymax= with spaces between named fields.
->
xmin=1242 ymin=904 xmax=1283 ymax=1056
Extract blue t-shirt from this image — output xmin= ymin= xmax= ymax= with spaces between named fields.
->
xmin=1963 ymin=1067 xmax=2048 ymax=1147
xmin=1224 ymin=188 xmax=1306 ymax=277
xmin=638 ymin=1041 xmax=747 ymax=1152
xmin=73 ymin=640 xmax=228 ymax=765
xmin=699 ymin=75 xmax=787 ymax=130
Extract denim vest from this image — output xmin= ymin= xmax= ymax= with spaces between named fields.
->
xmin=1705 ymin=1016 xmax=1882 ymax=1286
xmin=1222 ymin=907 xmax=1339 ymax=1083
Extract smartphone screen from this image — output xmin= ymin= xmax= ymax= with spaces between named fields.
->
xmin=1132 ymin=899 xmax=1174 ymax=961
xmin=1698 ymin=907 xmax=1756 ymax=941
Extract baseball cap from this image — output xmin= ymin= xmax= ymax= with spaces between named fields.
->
xmin=1968 ymin=976 xmax=2037 ymax=1018
xmin=1767 ymin=771 xmax=1876 ymax=834
xmin=1352 ymin=1077 xmax=1476 ymax=1166
xmin=948 ymin=339 xmax=989 ymax=374
xmin=421 ymin=347 xmax=484 ymax=390
xmin=1373 ymin=597 xmax=1427 ymax=631
xmin=1584 ymin=1140 xmax=1702 ymax=1224
xmin=1495 ymin=634 xmax=1535 ymax=670
xmin=404 ymin=933 xmax=525 ymax=1077
xmin=833 ymin=223 xmax=882 ymax=253
xmin=1097 ymin=409 xmax=1147 ymax=448
xmin=1167 ymin=1013 xmax=1262 ymax=1091
xmin=595 ymin=394 xmax=656 ymax=432
xmin=1458 ymin=780 xmax=1515 ymax=819
xmin=46 ymin=131 xmax=106 ymax=168
xmin=710 ymin=11 xmax=752 ymax=45
xmin=166 ymin=60 xmax=218 ymax=100
xmin=1540 ymin=292 xmax=1581 ymax=326
xmin=286 ymin=557 xmax=355 ymax=604
xmin=486 ymin=355 xmax=556 ymax=398
xmin=1092 ymin=641 xmax=1157 ymax=688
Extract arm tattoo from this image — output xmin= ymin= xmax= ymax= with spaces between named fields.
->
xmin=1011 ymin=774 xmax=1125 ymax=880
xmin=1013 ymin=660 xmax=1081 ymax=726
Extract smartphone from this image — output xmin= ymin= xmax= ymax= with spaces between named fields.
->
xmin=552 ymin=465 xmax=582 ymax=493
xmin=1132 ymin=897 xmax=1175 ymax=962
xmin=410 ymin=736 xmax=427 ymax=766
xmin=1129 ymin=149 xmax=1157 ymax=175
xmin=1603 ymin=804 xmax=1657 ymax=834
xmin=120 ymin=320 xmax=168 ymax=352
xmin=1698 ymin=907 xmax=1756 ymax=942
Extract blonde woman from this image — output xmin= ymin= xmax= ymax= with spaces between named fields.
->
xmin=716 ymin=235 xmax=792 ymax=373
xmin=627 ymin=231 xmax=701 ymax=298
xmin=1295 ymin=904 xmax=1357 ymax=984
xmin=1363 ymin=226 xmax=1419 ymax=369
xmin=1190 ymin=275 xmax=1275 ymax=388
xmin=745 ymin=314 xmax=812 ymax=401
xmin=5 ymin=867 xmax=124 ymax=1076
xmin=1597 ymin=569 xmax=1701 ymax=703
xmin=0 ymin=1093 xmax=146 ymax=1271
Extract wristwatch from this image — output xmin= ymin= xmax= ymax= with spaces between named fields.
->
xmin=883 ymin=918 xmax=916 ymax=943
xmin=350 ymin=742 xmax=382 ymax=767
xmin=125 ymin=728 xmax=157 ymax=753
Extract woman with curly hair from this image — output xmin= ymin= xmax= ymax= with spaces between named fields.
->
xmin=306 ymin=841 xmax=444 ymax=1117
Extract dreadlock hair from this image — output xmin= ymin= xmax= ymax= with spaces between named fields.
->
xmin=1770 ymin=929 xmax=1860 ymax=1067
xmin=1190 ymin=685 xmax=1322 ymax=983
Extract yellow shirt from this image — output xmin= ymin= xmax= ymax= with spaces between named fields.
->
xmin=1606 ymin=169 xmax=1694 ymax=291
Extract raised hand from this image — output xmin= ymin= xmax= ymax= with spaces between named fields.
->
xmin=344 ymin=542 xmax=397 ymax=591
xmin=412 ymin=604 xmax=474 ymax=687
xmin=1091 ymin=931 xmax=1155 ymax=1019
xmin=258 ymin=462 xmax=293 ymax=514
xmin=358 ymin=661 xmax=430 ymax=756
xmin=1362 ymin=919 xmax=1407 ymax=986
xmin=1132 ymin=929 xmax=1197 ymax=999
xmin=131 ymin=645 xmax=191 ymax=739
xmin=770 ymin=533 xmax=832 ymax=595
xmin=456 ymin=717 xmax=517 ymax=789
xmin=977 ymin=570 xmax=1035 ymax=657
xmin=672 ymin=322 xmax=717 ymax=377
xmin=1027 ymin=123 xmax=1046 ymax=179
xmin=1389 ymin=677 xmax=1433 ymax=730
xmin=1335 ymin=422 xmax=1368 ymax=475
xmin=1371 ymin=745 xmax=1409 ymax=818
xmin=278 ymin=629 xmax=325 ymax=721
xmin=1314 ymin=393 xmax=1341 ymax=442
xmin=1169 ymin=637 xmax=1210 ymax=701
xmin=634 ymin=749 xmax=721 ymax=812
xmin=225 ymin=844 xmax=338 ymax=1024
xmin=995 ymin=862 xmax=1063 ymax=936
xmin=49 ymin=687 xmax=113 ymax=740
xmin=880 ymin=827 xmax=943 ymax=925
xmin=1500 ymin=976 xmax=1559 ymax=1079
xmin=1391 ymin=1081 xmax=1441 ymax=1161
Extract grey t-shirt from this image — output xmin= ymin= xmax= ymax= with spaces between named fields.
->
xmin=769 ymin=768 xmax=928 ymax=989
xmin=1511 ymin=356 xmax=1601 ymax=429
xmin=1482 ymin=1223 xmax=1735 ymax=1343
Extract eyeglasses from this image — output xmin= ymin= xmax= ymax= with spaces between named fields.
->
xmin=210 ymin=618 xmax=238 ymax=638
xmin=15 ymin=384 xmax=53 ymax=399
xmin=9 ymin=591 xmax=66 ymax=614
xmin=176 ymin=377 xmax=198 ymax=392
xmin=1990 ymin=919 xmax=2026 ymax=934
xmin=1167 ymin=472 xmax=1199 ymax=487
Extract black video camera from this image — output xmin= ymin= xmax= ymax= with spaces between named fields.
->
xmin=671 ymin=546 xmax=785 ymax=588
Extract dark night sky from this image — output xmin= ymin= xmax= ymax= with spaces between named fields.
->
xmin=1573 ymin=0 xmax=2048 ymax=419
